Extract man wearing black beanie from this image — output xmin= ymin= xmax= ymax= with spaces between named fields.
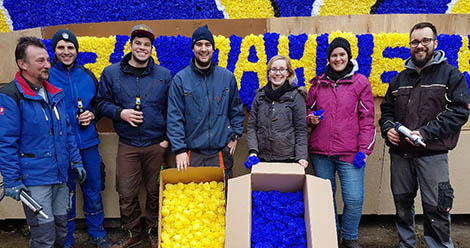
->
xmin=167 ymin=25 xmax=244 ymax=180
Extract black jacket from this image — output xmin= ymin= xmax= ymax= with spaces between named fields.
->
xmin=247 ymin=86 xmax=308 ymax=162
xmin=379 ymin=50 xmax=469 ymax=156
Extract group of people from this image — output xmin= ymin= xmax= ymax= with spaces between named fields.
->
xmin=0 ymin=21 xmax=467 ymax=248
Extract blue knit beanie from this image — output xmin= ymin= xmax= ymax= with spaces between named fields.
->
xmin=52 ymin=29 xmax=79 ymax=52
xmin=191 ymin=25 xmax=215 ymax=49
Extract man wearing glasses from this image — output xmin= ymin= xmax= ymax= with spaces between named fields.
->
xmin=380 ymin=22 xmax=469 ymax=247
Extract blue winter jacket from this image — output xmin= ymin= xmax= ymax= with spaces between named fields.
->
xmin=167 ymin=59 xmax=245 ymax=155
xmin=49 ymin=61 xmax=100 ymax=149
xmin=0 ymin=72 xmax=83 ymax=187
xmin=96 ymin=53 xmax=172 ymax=147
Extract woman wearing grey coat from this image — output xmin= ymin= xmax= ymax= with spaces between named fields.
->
xmin=246 ymin=55 xmax=308 ymax=168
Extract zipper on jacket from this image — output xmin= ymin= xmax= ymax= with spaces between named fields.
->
xmin=204 ymin=75 xmax=212 ymax=149
xmin=40 ymin=102 xmax=49 ymax=121
xmin=136 ymin=77 xmax=143 ymax=145
xmin=69 ymin=70 xmax=83 ymax=146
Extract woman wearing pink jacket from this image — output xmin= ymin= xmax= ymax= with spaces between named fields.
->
xmin=306 ymin=37 xmax=376 ymax=248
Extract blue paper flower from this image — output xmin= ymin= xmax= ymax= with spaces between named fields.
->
xmin=252 ymin=190 xmax=307 ymax=248
xmin=264 ymin=33 xmax=280 ymax=63
xmin=376 ymin=0 xmax=451 ymax=14
xmin=356 ymin=34 xmax=374 ymax=77
xmin=276 ymin=0 xmax=315 ymax=17
xmin=436 ymin=34 xmax=462 ymax=68
xmin=316 ymin=34 xmax=329 ymax=77
xmin=4 ymin=0 xmax=224 ymax=31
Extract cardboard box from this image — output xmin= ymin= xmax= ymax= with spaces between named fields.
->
xmin=225 ymin=163 xmax=338 ymax=248
xmin=158 ymin=167 xmax=225 ymax=248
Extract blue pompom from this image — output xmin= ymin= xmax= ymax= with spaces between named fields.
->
xmin=353 ymin=152 xmax=366 ymax=169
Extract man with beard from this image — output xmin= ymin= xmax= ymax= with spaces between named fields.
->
xmin=48 ymin=29 xmax=112 ymax=248
xmin=380 ymin=22 xmax=469 ymax=248
xmin=0 ymin=37 xmax=85 ymax=247
xmin=167 ymin=25 xmax=244 ymax=179
xmin=96 ymin=24 xmax=172 ymax=248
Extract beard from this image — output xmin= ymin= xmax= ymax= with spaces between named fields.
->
xmin=411 ymin=48 xmax=434 ymax=68
xmin=37 ymin=70 xmax=49 ymax=82
xmin=195 ymin=56 xmax=212 ymax=68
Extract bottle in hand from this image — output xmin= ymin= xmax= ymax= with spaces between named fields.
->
xmin=77 ymin=98 xmax=87 ymax=129
xmin=134 ymin=95 xmax=142 ymax=127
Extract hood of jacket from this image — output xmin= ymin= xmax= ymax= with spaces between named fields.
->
xmin=404 ymin=50 xmax=447 ymax=71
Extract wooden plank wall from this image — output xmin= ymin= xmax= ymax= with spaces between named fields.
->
xmin=1 ymin=14 xmax=470 ymax=218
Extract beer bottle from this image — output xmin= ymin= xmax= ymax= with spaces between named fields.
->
xmin=134 ymin=95 xmax=142 ymax=111
xmin=134 ymin=95 xmax=142 ymax=127
xmin=77 ymin=98 xmax=87 ymax=129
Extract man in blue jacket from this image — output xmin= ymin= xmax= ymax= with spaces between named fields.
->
xmin=96 ymin=24 xmax=172 ymax=248
xmin=48 ymin=30 xmax=112 ymax=248
xmin=0 ymin=37 xmax=86 ymax=247
xmin=167 ymin=25 xmax=244 ymax=177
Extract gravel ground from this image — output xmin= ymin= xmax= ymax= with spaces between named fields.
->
xmin=0 ymin=215 xmax=469 ymax=247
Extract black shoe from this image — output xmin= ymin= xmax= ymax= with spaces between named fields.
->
xmin=111 ymin=231 xmax=142 ymax=248
xmin=342 ymin=239 xmax=362 ymax=248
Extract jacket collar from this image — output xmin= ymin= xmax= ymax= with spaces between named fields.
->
xmin=120 ymin=52 xmax=155 ymax=76
xmin=51 ymin=57 xmax=77 ymax=72
xmin=15 ymin=71 xmax=62 ymax=98
xmin=404 ymin=50 xmax=447 ymax=72
xmin=320 ymin=59 xmax=359 ymax=85
xmin=190 ymin=57 xmax=215 ymax=76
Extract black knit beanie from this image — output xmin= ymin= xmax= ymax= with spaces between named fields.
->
xmin=52 ymin=29 xmax=79 ymax=52
xmin=327 ymin=37 xmax=351 ymax=60
xmin=191 ymin=25 xmax=215 ymax=49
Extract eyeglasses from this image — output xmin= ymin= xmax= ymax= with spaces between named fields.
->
xmin=269 ymin=68 xmax=287 ymax=74
xmin=409 ymin=38 xmax=435 ymax=48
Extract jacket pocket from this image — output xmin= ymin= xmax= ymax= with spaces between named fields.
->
xmin=418 ymin=84 xmax=446 ymax=123
xmin=183 ymin=91 xmax=203 ymax=121
xmin=217 ymin=88 xmax=230 ymax=116
xmin=393 ymin=87 xmax=411 ymax=123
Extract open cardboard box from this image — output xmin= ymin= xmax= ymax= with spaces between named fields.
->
xmin=158 ymin=167 xmax=225 ymax=248
xmin=225 ymin=162 xmax=338 ymax=248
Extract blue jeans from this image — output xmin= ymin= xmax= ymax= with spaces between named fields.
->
xmin=310 ymin=154 xmax=365 ymax=240
xmin=66 ymin=145 xmax=106 ymax=246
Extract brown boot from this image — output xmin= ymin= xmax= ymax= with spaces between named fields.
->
xmin=111 ymin=230 xmax=142 ymax=248
xmin=147 ymin=228 xmax=158 ymax=248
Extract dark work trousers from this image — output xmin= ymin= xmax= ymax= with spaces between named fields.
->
xmin=188 ymin=146 xmax=234 ymax=182
xmin=116 ymin=142 xmax=166 ymax=234
xmin=390 ymin=152 xmax=454 ymax=248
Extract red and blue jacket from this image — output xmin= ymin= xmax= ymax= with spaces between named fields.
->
xmin=0 ymin=72 xmax=83 ymax=187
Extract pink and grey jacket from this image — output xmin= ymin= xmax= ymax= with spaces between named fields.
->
xmin=306 ymin=61 xmax=376 ymax=163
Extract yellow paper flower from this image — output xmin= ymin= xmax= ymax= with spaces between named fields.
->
xmin=234 ymin=34 xmax=268 ymax=89
xmin=219 ymin=0 xmax=274 ymax=18
xmin=450 ymin=0 xmax=470 ymax=13
xmin=370 ymin=33 xmax=409 ymax=97
xmin=277 ymin=34 xmax=319 ymax=90
xmin=320 ymin=0 xmax=376 ymax=15
xmin=458 ymin=35 xmax=470 ymax=76
xmin=215 ymin=35 xmax=231 ymax=68
xmin=78 ymin=36 xmax=116 ymax=79
xmin=161 ymin=181 xmax=225 ymax=248
xmin=0 ymin=11 xmax=10 ymax=33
